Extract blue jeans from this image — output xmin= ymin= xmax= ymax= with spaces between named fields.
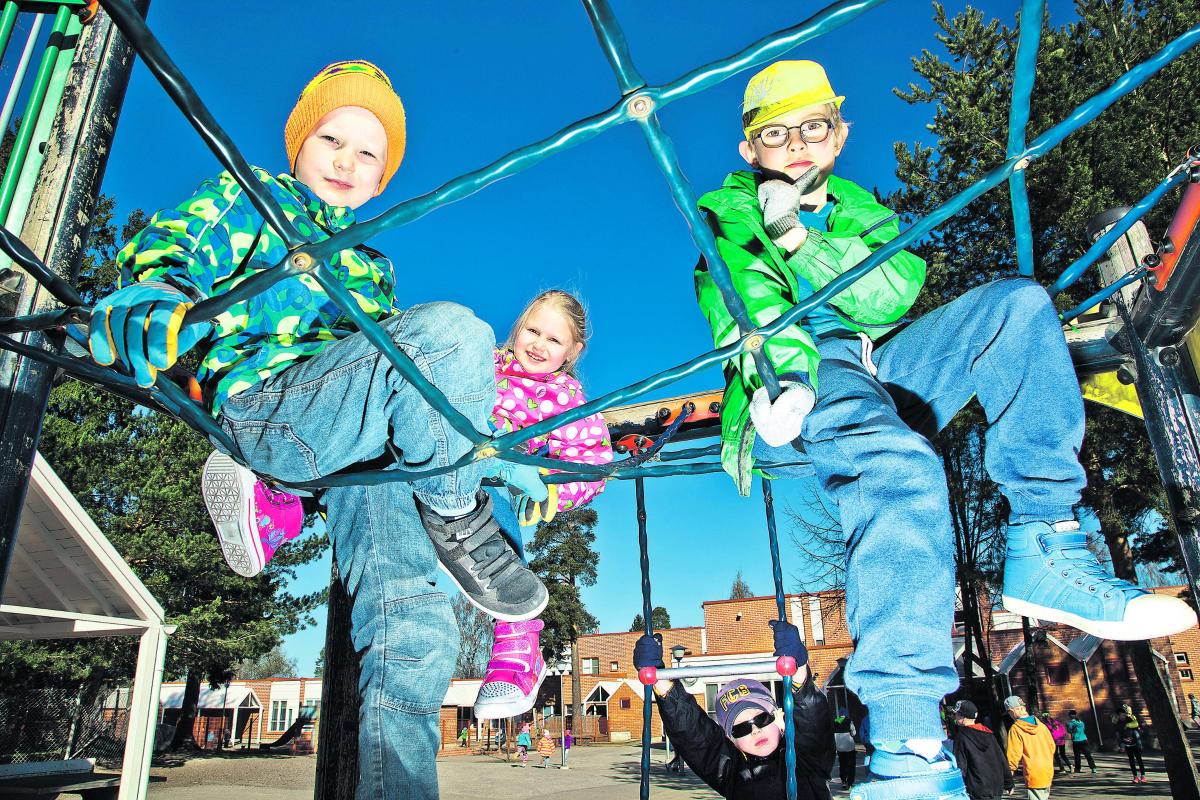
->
xmin=755 ymin=278 xmax=1084 ymax=743
xmin=216 ymin=302 xmax=495 ymax=799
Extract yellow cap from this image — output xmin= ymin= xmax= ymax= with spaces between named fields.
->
xmin=285 ymin=60 xmax=406 ymax=194
xmin=742 ymin=60 xmax=844 ymax=137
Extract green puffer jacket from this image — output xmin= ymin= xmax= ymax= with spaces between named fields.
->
xmin=695 ymin=171 xmax=926 ymax=495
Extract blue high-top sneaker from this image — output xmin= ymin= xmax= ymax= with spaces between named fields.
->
xmin=850 ymin=743 xmax=967 ymax=800
xmin=1003 ymin=520 xmax=1196 ymax=639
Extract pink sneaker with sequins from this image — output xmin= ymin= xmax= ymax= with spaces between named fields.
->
xmin=474 ymin=619 xmax=547 ymax=719
xmin=202 ymin=451 xmax=303 ymax=577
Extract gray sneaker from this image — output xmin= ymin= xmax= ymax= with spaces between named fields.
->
xmin=417 ymin=491 xmax=547 ymax=622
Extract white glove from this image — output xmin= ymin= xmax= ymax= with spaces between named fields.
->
xmin=757 ymin=180 xmax=805 ymax=240
xmin=749 ymin=382 xmax=816 ymax=447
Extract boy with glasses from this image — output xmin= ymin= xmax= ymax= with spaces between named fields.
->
xmin=694 ymin=59 xmax=1196 ymax=800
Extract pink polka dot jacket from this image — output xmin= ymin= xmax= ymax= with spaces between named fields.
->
xmin=490 ymin=348 xmax=613 ymax=513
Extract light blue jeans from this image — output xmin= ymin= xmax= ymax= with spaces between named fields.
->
xmin=755 ymin=278 xmax=1085 ymax=743
xmin=216 ymin=302 xmax=495 ymax=799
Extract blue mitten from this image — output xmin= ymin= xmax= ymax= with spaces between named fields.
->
xmin=633 ymin=632 xmax=665 ymax=670
xmin=88 ymin=281 xmax=211 ymax=387
xmin=768 ymin=619 xmax=809 ymax=667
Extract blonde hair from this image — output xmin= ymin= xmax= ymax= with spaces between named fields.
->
xmin=505 ymin=289 xmax=590 ymax=375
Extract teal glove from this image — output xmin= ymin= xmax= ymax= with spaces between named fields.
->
xmin=88 ymin=281 xmax=211 ymax=387
xmin=481 ymin=457 xmax=548 ymax=502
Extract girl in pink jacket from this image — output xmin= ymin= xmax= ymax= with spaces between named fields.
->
xmin=199 ymin=290 xmax=612 ymax=717
xmin=475 ymin=290 xmax=612 ymax=718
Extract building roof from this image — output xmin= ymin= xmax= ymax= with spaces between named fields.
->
xmin=0 ymin=454 xmax=164 ymax=639
xmin=443 ymin=679 xmax=483 ymax=708
xmin=159 ymin=682 xmax=263 ymax=710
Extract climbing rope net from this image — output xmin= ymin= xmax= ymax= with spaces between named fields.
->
xmin=1 ymin=1 xmax=1199 ymax=798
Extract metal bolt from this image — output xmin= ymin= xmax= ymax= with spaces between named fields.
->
xmin=1157 ymin=346 xmax=1182 ymax=368
xmin=745 ymin=334 xmax=765 ymax=351
xmin=1014 ymin=157 xmax=1031 ymax=172
xmin=290 ymin=252 xmax=314 ymax=272
xmin=1116 ymin=364 xmax=1137 ymax=385
xmin=628 ymin=94 xmax=654 ymax=119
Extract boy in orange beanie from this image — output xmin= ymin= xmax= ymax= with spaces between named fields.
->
xmin=89 ymin=60 xmax=540 ymax=799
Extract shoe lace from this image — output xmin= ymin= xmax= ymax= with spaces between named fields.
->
xmin=1043 ymin=525 xmax=1143 ymax=600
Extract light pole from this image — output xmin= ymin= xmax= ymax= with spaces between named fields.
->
xmin=555 ymin=667 xmax=569 ymax=769
xmin=665 ymin=645 xmax=686 ymax=765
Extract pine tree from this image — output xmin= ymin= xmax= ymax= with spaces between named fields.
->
xmin=888 ymin=3 xmax=1199 ymax=793
xmin=728 ymin=570 xmax=753 ymax=599
xmin=0 ymin=198 xmax=327 ymax=748
xmin=629 ymin=606 xmax=672 ymax=632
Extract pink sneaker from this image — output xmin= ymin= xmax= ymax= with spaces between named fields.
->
xmin=473 ymin=619 xmax=547 ymax=719
xmin=202 ymin=452 xmax=303 ymax=577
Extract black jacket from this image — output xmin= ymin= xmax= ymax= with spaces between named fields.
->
xmin=952 ymin=723 xmax=1013 ymax=799
xmin=656 ymin=676 xmax=834 ymax=800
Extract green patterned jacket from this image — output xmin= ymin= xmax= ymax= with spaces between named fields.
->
xmin=117 ymin=168 xmax=398 ymax=415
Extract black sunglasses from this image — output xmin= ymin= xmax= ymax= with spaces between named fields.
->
xmin=730 ymin=710 xmax=775 ymax=738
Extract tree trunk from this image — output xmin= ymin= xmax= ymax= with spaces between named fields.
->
xmin=315 ymin=565 xmax=360 ymax=800
xmin=1100 ymin=515 xmax=1200 ymax=800
xmin=170 ymin=670 xmax=201 ymax=750
xmin=1020 ymin=616 xmax=1042 ymax=711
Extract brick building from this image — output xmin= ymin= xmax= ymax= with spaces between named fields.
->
xmin=157 ymin=676 xmax=322 ymax=752
xmin=478 ymin=587 xmax=1199 ymax=749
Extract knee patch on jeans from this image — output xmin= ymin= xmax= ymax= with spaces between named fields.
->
xmin=377 ymin=592 xmax=459 ymax=714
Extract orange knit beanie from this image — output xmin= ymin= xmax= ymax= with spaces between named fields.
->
xmin=285 ymin=60 xmax=406 ymax=193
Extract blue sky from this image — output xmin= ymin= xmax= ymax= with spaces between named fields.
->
xmin=93 ymin=1 xmax=1082 ymax=673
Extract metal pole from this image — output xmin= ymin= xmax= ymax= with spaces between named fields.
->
xmin=0 ymin=14 xmax=46 ymax=140
xmin=0 ymin=0 xmax=147 ymax=600
xmin=636 ymin=476 xmax=652 ymax=800
xmin=559 ymin=672 xmax=567 ymax=769
xmin=762 ymin=477 xmax=798 ymax=800
xmin=1082 ymin=656 xmax=1103 ymax=749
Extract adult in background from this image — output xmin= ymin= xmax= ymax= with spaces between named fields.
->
xmin=1063 ymin=711 xmax=1095 ymax=774
xmin=951 ymin=700 xmax=1012 ymax=800
xmin=1003 ymin=696 xmax=1055 ymax=800
xmin=1113 ymin=704 xmax=1146 ymax=784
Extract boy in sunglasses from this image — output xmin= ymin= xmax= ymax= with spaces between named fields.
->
xmin=633 ymin=622 xmax=833 ymax=800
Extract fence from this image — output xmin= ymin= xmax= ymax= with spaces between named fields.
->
xmin=0 ymin=685 xmax=131 ymax=765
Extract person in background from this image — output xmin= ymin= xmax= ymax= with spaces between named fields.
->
xmin=1039 ymin=713 xmax=1071 ymax=774
xmin=832 ymin=709 xmax=857 ymax=789
xmin=1114 ymin=704 xmax=1146 ymax=784
xmin=537 ymin=728 xmax=556 ymax=768
xmin=951 ymin=700 xmax=1012 ymax=800
xmin=1064 ymin=711 xmax=1095 ymax=774
xmin=1003 ymin=696 xmax=1054 ymax=800
xmin=563 ymin=728 xmax=573 ymax=768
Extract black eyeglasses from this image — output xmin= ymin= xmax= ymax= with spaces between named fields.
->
xmin=730 ymin=710 xmax=775 ymax=738
xmin=754 ymin=119 xmax=833 ymax=148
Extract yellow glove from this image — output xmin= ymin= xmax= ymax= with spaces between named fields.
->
xmin=517 ymin=482 xmax=559 ymax=527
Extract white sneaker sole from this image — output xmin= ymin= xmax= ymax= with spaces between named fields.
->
xmin=436 ymin=561 xmax=548 ymax=623
xmin=473 ymin=661 xmax=548 ymax=720
xmin=201 ymin=452 xmax=264 ymax=578
xmin=1003 ymin=593 xmax=1197 ymax=640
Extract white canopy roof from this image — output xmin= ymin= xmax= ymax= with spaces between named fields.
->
xmin=159 ymin=682 xmax=262 ymax=711
xmin=0 ymin=453 xmax=164 ymax=637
